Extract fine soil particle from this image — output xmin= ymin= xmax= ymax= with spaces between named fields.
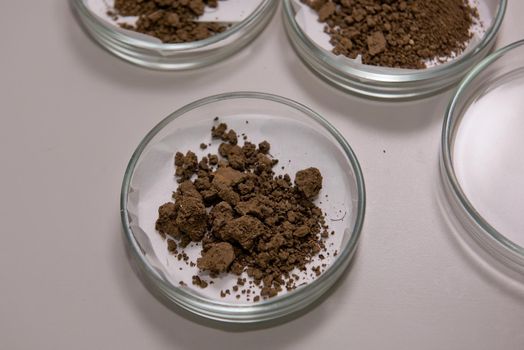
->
xmin=303 ymin=0 xmax=479 ymax=69
xmin=192 ymin=275 xmax=209 ymax=288
xmin=111 ymin=0 xmax=227 ymax=43
xmin=156 ymin=122 xmax=331 ymax=299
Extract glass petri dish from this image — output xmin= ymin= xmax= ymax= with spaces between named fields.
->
xmin=283 ymin=0 xmax=507 ymax=100
xmin=120 ymin=92 xmax=366 ymax=323
xmin=71 ymin=0 xmax=278 ymax=70
xmin=441 ymin=40 xmax=524 ymax=275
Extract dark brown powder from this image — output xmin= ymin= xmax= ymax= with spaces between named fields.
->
xmin=110 ymin=0 xmax=227 ymax=43
xmin=303 ymin=0 xmax=479 ymax=69
xmin=156 ymin=122 xmax=331 ymax=299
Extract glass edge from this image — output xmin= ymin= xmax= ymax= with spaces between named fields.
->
xmin=441 ymin=39 xmax=524 ymax=261
xmin=119 ymin=91 xmax=366 ymax=321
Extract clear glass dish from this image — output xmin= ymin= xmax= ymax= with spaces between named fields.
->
xmin=120 ymin=92 xmax=365 ymax=323
xmin=283 ymin=0 xmax=506 ymax=100
xmin=440 ymin=40 xmax=524 ymax=276
xmin=71 ymin=0 xmax=278 ymax=70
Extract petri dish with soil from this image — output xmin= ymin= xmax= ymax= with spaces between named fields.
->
xmin=440 ymin=40 xmax=524 ymax=276
xmin=283 ymin=0 xmax=507 ymax=100
xmin=71 ymin=0 xmax=278 ymax=70
xmin=120 ymin=92 xmax=365 ymax=322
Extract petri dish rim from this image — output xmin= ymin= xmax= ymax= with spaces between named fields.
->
xmin=441 ymin=40 xmax=524 ymax=268
xmin=120 ymin=91 xmax=366 ymax=323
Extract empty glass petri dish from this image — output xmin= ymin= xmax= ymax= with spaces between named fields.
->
xmin=71 ymin=0 xmax=278 ymax=70
xmin=120 ymin=92 xmax=365 ymax=322
xmin=441 ymin=40 xmax=524 ymax=275
xmin=283 ymin=0 xmax=507 ymax=100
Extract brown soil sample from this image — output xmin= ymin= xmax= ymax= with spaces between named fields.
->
xmin=156 ymin=122 xmax=331 ymax=299
xmin=111 ymin=0 xmax=227 ymax=43
xmin=197 ymin=242 xmax=235 ymax=273
xmin=303 ymin=0 xmax=479 ymax=69
xmin=295 ymin=167 xmax=323 ymax=199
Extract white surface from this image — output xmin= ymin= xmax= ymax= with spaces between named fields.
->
xmin=454 ymin=73 xmax=524 ymax=246
xmin=294 ymin=1 xmax=333 ymax=51
xmin=1 ymin=1 xmax=524 ymax=349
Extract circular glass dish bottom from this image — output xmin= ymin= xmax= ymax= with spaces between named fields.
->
xmin=441 ymin=40 xmax=524 ymax=275
xmin=71 ymin=0 xmax=278 ymax=70
xmin=283 ymin=0 xmax=506 ymax=100
xmin=120 ymin=92 xmax=366 ymax=323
